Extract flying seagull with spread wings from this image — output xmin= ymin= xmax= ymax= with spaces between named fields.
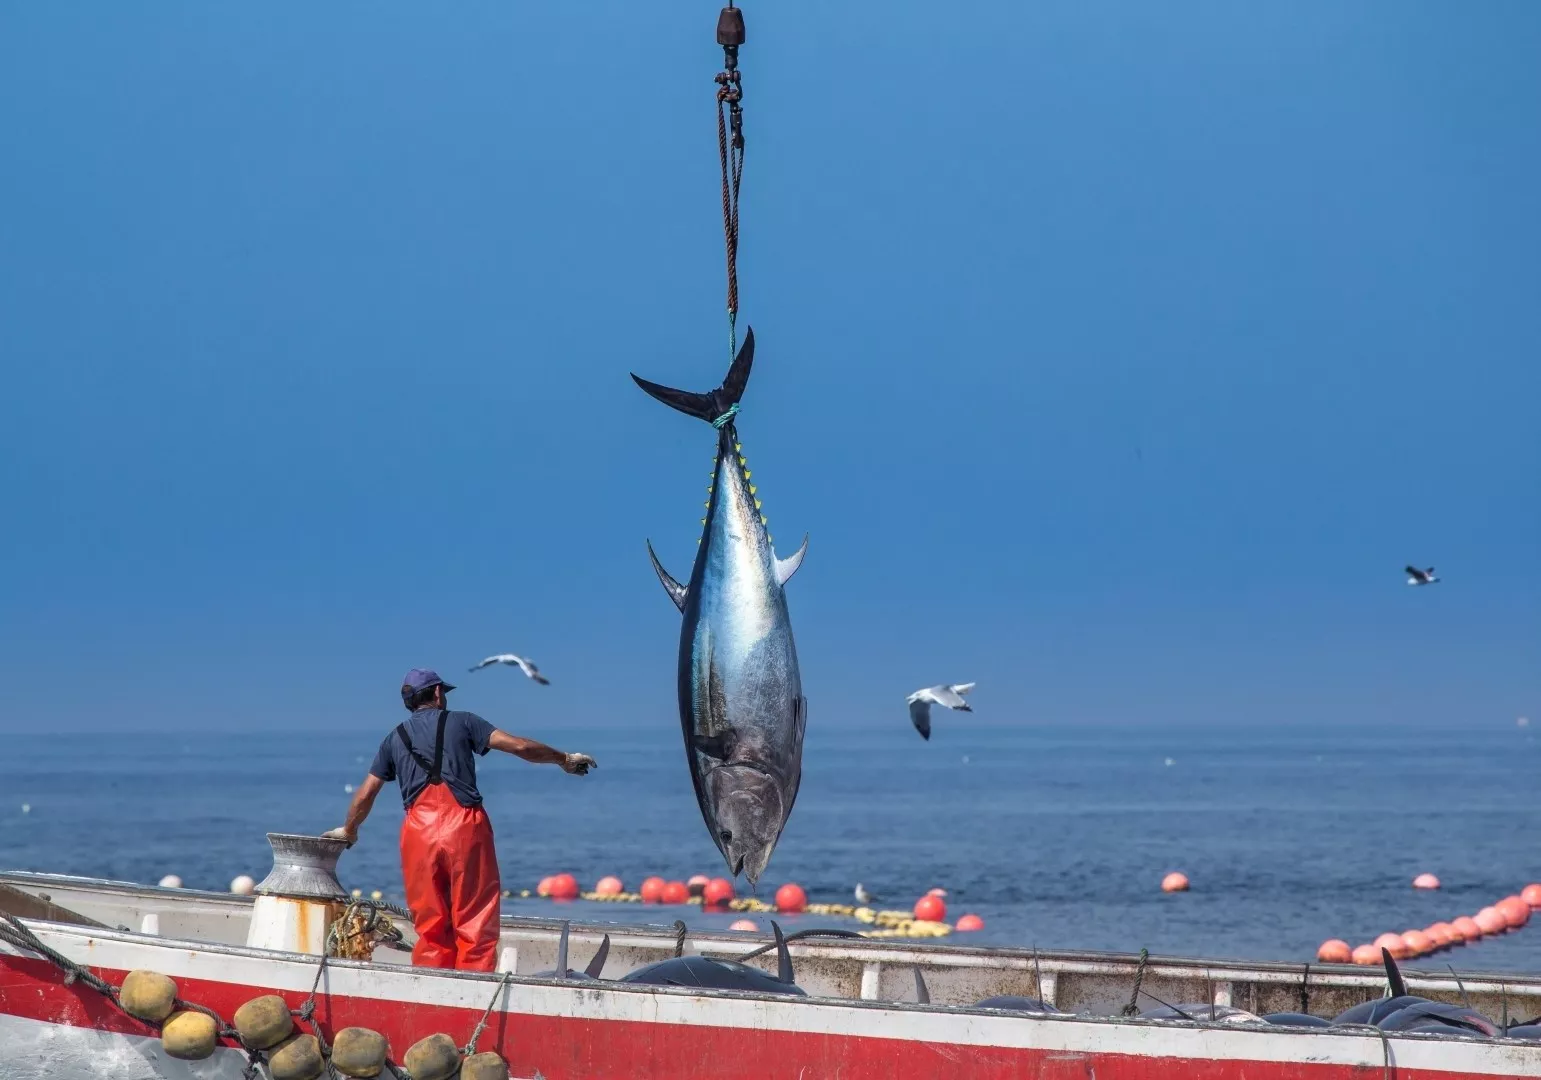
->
xmin=468 ymin=654 xmax=551 ymax=685
xmin=1405 ymin=566 xmax=1439 ymax=586
xmin=907 ymin=683 xmax=975 ymax=741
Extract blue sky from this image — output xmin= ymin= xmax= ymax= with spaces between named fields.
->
xmin=1 ymin=2 xmax=1536 ymax=736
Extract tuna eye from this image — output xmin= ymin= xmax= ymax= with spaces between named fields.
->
xmin=719 ymin=829 xmax=734 ymax=846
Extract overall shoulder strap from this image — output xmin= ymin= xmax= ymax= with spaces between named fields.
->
xmin=429 ymin=709 xmax=449 ymax=783
xmin=396 ymin=720 xmax=436 ymax=775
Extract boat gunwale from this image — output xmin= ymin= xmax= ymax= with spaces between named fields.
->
xmin=4 ymin=869 xmax=1537 ymax=999
xmin=4 ymin=913 xmax=1538 ymax=1051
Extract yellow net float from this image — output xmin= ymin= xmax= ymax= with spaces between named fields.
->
xmin=463 ymin=1051 xmax=512 ymax=1080
xmin=268 ymin=1033 xmax=325 ymax=1080
xmin=404 ymin=1033 xmax=462 ymax=1080
xmin=233 ymin=994 xmax=293 ymax=1050
xmin=161 ymin=1009 xmax=219 ymax=1060
xmin=119 ymin=969 xmax=178 ymax=1024
xmin=331 ymin=1027 xmax=390 ymax=1078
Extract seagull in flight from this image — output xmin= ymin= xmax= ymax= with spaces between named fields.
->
xmin=907 ymin=683 xmax=975 ymax=741
xmin=1405 ymin=566 xmax=1439 ymax=586
xmin=468 ymin=654 xmax=551 ymax=685
xmin=854 ymin=883 xmax=881 ymax=905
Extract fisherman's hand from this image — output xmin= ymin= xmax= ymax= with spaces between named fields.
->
xmin=561 ymin=753 xmax=596 ymax=776
xmin=322 ymin=827 xmax=357 ymax=848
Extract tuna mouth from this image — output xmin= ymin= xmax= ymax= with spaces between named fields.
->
xmin=707 ymin=763 xmax=787 ymax=885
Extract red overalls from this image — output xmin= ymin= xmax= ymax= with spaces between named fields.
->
xmin=395 ymin=711 xmax=502 ymax=970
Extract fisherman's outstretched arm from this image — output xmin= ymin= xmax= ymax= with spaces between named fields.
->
xmin=327 ymin=774 xmax=384 ymax=845
xmin=488 ymin=730 xmax=596 ymax=774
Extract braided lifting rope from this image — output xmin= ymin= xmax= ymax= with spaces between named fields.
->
xmin=714 ymin=2 xmax=747 ymax=359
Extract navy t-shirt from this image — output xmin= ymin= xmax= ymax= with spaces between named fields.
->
xmin=370 ymin=708 xmax=498 ymax=810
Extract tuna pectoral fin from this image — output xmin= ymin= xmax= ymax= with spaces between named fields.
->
xmin=647 ymin=540 xmax=688 ymax=612
xmin=774 ymin=534 xmax=809 ymax=586
xmin=630 ymin=328 xmax=755 ymax=425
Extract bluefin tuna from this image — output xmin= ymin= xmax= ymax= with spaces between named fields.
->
xmin=632 ymin=328 xmax=808 ymax=884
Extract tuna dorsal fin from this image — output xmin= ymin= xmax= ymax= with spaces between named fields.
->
xmin=647 ymin=540 xmax=688 ymax=612
xmin=556 ymin=921 xmax=570 ymax=981
xmin=774 ymin=534 xmax=809 ymax=587
xmin=772 ymin=920 xmax=794 ymax=984
xmin=913 ymin=967 xmax=931 ymax=1005
xmin=585 ymin=933 xmax=610 ymax=978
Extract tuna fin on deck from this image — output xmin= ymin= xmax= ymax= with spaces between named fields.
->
xmin=647 ymin=540 xmax=688 ymax=612
xmin=1382 ymin=948 xmax=1407 ymax=999
xmin=585 ymin=934 xmax=611 ymax=979
xmin=774 ymin=534 xmax=809 ymax=586
xmin=631 ymin=328 xmax=755 ymax=426
xmin=772 ymin=920 xmax=794 ymax=984
xmin=556 ymin=921 xmax=570 ymax=981
xmin=913 ymin=967 xmax=931 ymax=1005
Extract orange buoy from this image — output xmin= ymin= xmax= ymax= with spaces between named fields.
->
xmin=1401 ymin=930 xmax=1433 ymax=956
xmin=1523 ymin=884 xmax=1541 ymax=908
xmin=703 ymin=878 xmax=735 ymax=906
xmin=1161 ymin=872 xmax=1189 ymax=893
xmin=955 ymin=914 xmax=984 ymax=932
xmin=913 ymin=894 xmax=946 ymax=922
xmin=548 ymin=873 xmax=579 ymax=901
xmin=1425 ymin=922 xmax=1456 ymax=947
xmin=1351 ymin=944 xmax=1381 ymax=966
xmin=639 ymin=877 xmax=666 ymax=904
xmin=686 ymin=874 xmax=711 ymax=898
xmin=1475 ymin=907 xmax=1507 ymax=935
xmin=1451 ymin=915 xmax=1483 ymax=941
xmin=1412 ymin=873 xmax=1441 ymax=890
xmin=536 ymin=877 xmax=554 ymax=897
xmin=661 ymin=881 xmax=690 ymax=905
xmin=1373 ymin=932 xmax=1409 ymax=959
xmin=1316 ymin=939 xmax=1352 ymax=963
xmin=729 ymin=919 xmax=759 ymax=932
xmin=1498 ymin=896 xmax=1530 ymax=928
xmin=774 ymin=883 xmax=807 ymax=913
xmin=594 ymin=876 xmax=623 ymax=896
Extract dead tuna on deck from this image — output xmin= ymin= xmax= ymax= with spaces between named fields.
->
xmin=632 ymin=328 xmax=809 ymax=884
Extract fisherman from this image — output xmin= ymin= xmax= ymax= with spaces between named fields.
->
xmin=325 ymin=668 xmax=596 ymax=971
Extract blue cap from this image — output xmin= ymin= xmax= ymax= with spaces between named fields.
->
xmin=402 ymin=668 xmax=456 ymax=694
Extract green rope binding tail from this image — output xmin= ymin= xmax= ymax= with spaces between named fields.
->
xmin=711 ymin=403 xmax=741 ymax=429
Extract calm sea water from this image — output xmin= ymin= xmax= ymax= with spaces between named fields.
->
xmin=4 ymin=720 xmax=1539 ymax=974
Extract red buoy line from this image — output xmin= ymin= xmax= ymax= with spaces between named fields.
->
xmin=1319 ymin=882 xmax=1541 ymax=964
xmin=515 ymin=874 xmax=986 ymax=937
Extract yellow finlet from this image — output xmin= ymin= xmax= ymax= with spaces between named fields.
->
xmin=754 ymin=499 xmax=762 ymax=510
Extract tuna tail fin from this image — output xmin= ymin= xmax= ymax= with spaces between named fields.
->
xmin=556 ymin=921 xmax=570 ymax=981
xmin=631 ymin=327 xmax=754 ymax=425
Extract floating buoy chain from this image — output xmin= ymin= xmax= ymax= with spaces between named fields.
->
xmin=0 ymin=911 xmax=246 ymax=1058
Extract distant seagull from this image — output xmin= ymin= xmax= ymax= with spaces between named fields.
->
xmin=854 ymin=883 xmax=881 ymax=905
xmin=469 ymin=654 xmax=551 ymax=685
xmin=1405 ymin=566 xmax=1439 ymax=586
xmin=907 ymin=683 xmax=975 ymax=741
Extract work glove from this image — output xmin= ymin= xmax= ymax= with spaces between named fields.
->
xmin=322 ymin=827 xmax=357 ymax=848
xmin=562 ymin=753 xmax=597 ymax=776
